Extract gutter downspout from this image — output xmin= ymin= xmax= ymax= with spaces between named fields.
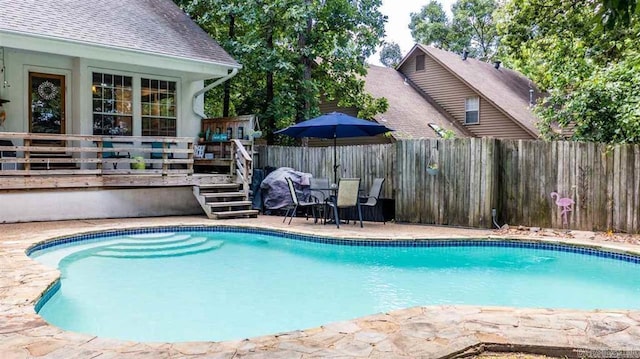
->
xmin=192 ymin=68 xmax=239 ymax=119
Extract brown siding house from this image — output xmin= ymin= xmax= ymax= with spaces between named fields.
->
xmin=315 ymin=44 xmax=541 ymax=145
xmin=397 ymin=45 xmax=541 ymax=139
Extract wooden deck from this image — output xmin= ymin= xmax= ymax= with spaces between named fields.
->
xmin=0 ymin=132 xmax=233 ymax=190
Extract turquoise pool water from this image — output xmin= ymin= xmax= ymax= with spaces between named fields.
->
xmin=31 ymin=230 xmax=640 ymax=343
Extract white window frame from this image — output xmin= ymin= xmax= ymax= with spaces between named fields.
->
xmin=465 ymin=96 xmax=480 ymax=125
xmin=91 ymin=72 xmax=134 ymax=136
xmin=89 ymin=68 xmax=180 ymax=137
xmin=141 ymin=78 xmax=178 ymax=137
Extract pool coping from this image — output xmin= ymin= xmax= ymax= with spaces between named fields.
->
xmin=2 ymin=216 xmax=640 ymax=358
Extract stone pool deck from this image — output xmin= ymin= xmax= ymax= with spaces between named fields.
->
xmin=2 ymin=216 xmax=640 ymax=358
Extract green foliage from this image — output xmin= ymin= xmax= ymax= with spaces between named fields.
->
xmin=536 ymin=51 xmax=640 ymax=143
xmin=497 ymin=0 xmax=640 ymax=143
xmin=597 ymin=0 xmax=638 ymax=29
xmin=441 ymin=129 xmax=456 ymax=139
xmin=175 ymin=0 xmax=388 ymax=144
xmin=379 ymin=42 xmax=402 ymax=68
xmin=409 ymin=1 xmax=451 ymax=49
xmin=409 ymin=0 xmax=499 ymax=59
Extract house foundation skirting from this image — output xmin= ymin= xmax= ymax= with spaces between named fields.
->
xmin=0 ymin=187 xmax=202 ymax=223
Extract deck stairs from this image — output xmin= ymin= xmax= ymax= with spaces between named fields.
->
xmin=193 ymin=183 xmax=259 ymax=219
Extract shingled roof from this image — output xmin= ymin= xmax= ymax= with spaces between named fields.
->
xmin=364 ymin=65 xmax=467 ymax=139
xmin=0 ymin=0 xmax=238 ymax=68
xmin=412 ymin=45 xmax=541 ymax=137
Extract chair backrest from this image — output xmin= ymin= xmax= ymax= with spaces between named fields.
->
xmin=362 ymin=177 xmax=385 ymax=206
xmin=310 ymin=177 xmax=330 ymax=202
xmin=102 ymin=141 xmax=116 ymax=158
xmin=336 ymin=178 xmax=360 ymax=208
xmin=150 ymin=142 xmax=162 ymax=159
xmin=368 ymin=178 xmax=385 ymax=198
xmin=285 ymin=177 xmax=299 ymax=206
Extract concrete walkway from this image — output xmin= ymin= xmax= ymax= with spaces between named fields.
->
xmin=1 ymin=216 xmax=640 ymax=358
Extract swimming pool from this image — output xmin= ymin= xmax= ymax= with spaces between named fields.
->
xmin=30 ymin=227 xmax=640 ymax=343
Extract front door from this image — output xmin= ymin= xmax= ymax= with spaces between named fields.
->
xmin=29 ymin=72 xmax=66 ymax=135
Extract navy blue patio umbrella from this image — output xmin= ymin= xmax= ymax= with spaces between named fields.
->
xmin=275 ymin=112 xmax=394 ymax=183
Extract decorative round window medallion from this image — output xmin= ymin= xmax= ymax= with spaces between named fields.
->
xmin=37 ymin=81 xmax=59 ymax=100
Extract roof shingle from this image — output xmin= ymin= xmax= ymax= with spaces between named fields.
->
xmin=0 ymin=0 xmax=238 ymax=67
xmin=364 ymin=65 xmax=466 ymax=139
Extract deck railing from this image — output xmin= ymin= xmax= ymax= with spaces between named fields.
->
xmin=0 ymin=132 xmax=194 ymax=177
xmin=230 ymin=139 xmax=253 ymax=197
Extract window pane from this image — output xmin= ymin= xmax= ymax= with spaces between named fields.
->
xmin=92 ymin=72 xmax=133 ymax=135
xmin=416 ymin=55 xmax=425 ymax=71
xmin=465 ymin=111 xmax=479 ymax=124
xmin=465 ymin=97 xmax=479 ymax=111
xmin=141 ymin=78 xmax=178 ymax=136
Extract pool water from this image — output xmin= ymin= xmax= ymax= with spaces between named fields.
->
xmin=32 ymin=231 xmax=640 ymax=342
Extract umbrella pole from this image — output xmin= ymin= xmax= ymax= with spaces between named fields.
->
xmin=333 ymin=135 xmax=338 ymax=184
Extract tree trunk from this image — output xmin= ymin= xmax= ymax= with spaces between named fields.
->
xmin=265 ymin=20 xmax=276 ymax=144
xmin=296 ymin=0 xmax=313 ymax=124
xmin=223 ymin=14 xmax=235 ymax=117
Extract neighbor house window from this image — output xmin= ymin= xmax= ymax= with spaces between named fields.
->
xmin=416 ymin=54 xmax=425 ymax=71
xmin=465 ymin=96 xmax=479 ymax=124
xmin=141 ymin=78 xmax=177 ymax=136
xmin=92 ymin=73 xmax=133 ymax=135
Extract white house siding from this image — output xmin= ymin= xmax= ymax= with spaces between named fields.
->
xmin=0 ymin=47 xmax=204 ymax=141
xmin=399 ymin=52 xmax=534 ymax=140
xmin=0 ymin=187 xmax=202 ymax=223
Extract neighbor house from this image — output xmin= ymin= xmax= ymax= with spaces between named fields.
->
xmin=319 ymin=44 xmax=541 ymax=146
xmin=0 ymin=0 xmax=255 ymax=222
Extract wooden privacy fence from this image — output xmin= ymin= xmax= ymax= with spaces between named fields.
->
xmin=257 ymin=144 xmax=395 ymax=199
xmin=258 ymin=139 xmax=640 ymax=233
xmin=499 ymin=140 xmax=640 ymax=233
xmin=395 ymin=138 xmax=497 ymax=228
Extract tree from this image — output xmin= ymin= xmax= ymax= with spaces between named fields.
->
xmin=379 ymin=42 xmax=402 ymax=67
xmin=409 ymin=1 xmax=451 ymax=49
xmin=451 ymin=0 xmax=499 ymax=59
xmin=176 ymin=0 xmax=388 ymax=144
xmin=409 ymin=0 xmax=499 ymax=59
xmin=497 ymin=0 xmax=640 ymax=143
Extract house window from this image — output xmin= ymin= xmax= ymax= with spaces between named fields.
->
xmin=416 ymin=54 xmax=425 ymax=71
xmin=92 ymin=73 xmax=133 ymax=135
xmin=141 ymin=78 xmax=177 ymax=136
xmin=465 ymin=96 xmax=479 ymax=124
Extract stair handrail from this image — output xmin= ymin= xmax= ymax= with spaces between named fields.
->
xmin=230 ymin=139 xmax=252 ymax=197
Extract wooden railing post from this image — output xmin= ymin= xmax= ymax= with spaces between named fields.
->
xmin=96 ymin=138 xmax=104 ymax=171
xmin=187 ymin=141 xmax=194 ymax=175
xmin=231 ymin=139 xmax=253 ymax=198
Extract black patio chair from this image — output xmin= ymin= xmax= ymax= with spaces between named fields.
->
xmin=283 ymin=177 xmax=320 ymax=225
xmin=359 ymin=177 xmax=386 ymax=224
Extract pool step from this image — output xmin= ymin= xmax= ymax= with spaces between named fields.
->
xmin=107 ymin=237 xmax=208 ymax=252
xmin=118 ymin=234 xmax=193 ymax=246
xmin=94 ymin=239 xmax=224 ymax=258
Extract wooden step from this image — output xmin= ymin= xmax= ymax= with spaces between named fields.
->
xmin=198 ymin=183 xmax=240 ymax=190
xmin=202 ymin=191 xmax=246 ymax=199
xmin=212 ymin=209 xmax=259 ymax=219
xmin=208 ymin=200 xmax=252 ymax=208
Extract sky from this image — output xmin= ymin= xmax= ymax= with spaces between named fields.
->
xmin=371 ymin=0 xmax=456 ymax=65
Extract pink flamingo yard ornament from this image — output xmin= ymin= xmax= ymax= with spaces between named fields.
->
xmin=550 ymin=191 xmax=575 ymax=226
